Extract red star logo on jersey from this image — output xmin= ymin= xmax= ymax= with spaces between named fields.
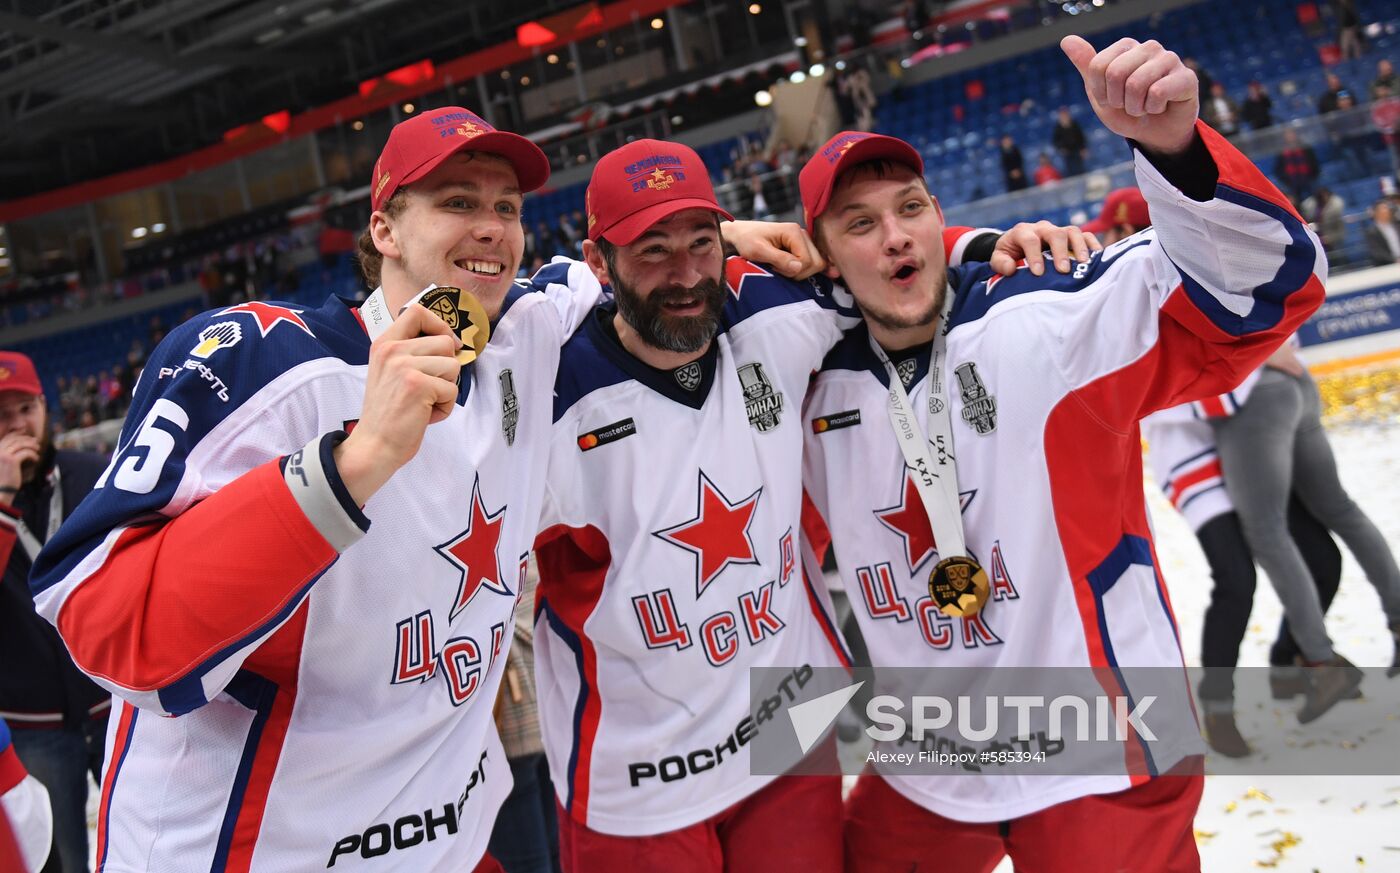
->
xmin=874 ymin=472 xmax=976 ymax=574
xmin=220 ymin=301 xmax=314 ymax=338
xmin=434 ymin=477 xmax=511 ymax=621
xmin=724 ymin=257 xmax=772 ymax=299
xmin=654 ymin=471 xmax=762 ymax=598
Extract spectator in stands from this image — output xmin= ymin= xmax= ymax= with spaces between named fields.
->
xmin=1331 ymin=90 xmax=1378 ymax=176
xmin=1334 ymin=0 xmax=1365 ymax=60
xmin=1033 ymin=152 xmax=1062 ymax=186
xmin=1051 ymin=106 xmax=1089 ymax=176
xmin=748 ymin=173 xmax=772 ymax=219
xmin=1301 ymin=185 xmax=1348 ymax=259
xmin=1274 ymin=128 xmax=1321 ymax=204
xmin=1202 ymin=81 xmax=1242 ymax=137
xmin=0 ymin=351 xmax=110 ymax=873
xmin=557 ymin=211 xmax=580 ymax=252
xmin=999 ymin=134 xmax=1028 ymax=192
xmin=1370 ymin=81 xmax=1400 ymax=165
xmin=1365 ymin=197 xmax=1400 ymax=265
xmin=1242 ymin=81 xmax=1274 ymax=130
xmin=535 ymin=221 xmax=558 ymax=260
xmin=1371 ymin=58 xmax=1399 ymax=100
xmin=1318 ymin=71 xmax=1350 ymax=115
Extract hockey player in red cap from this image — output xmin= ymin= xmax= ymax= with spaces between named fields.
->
xmin=31 ymin=106 xmax=600 ymax=872
xmin=793 ymin=35 xmax=1326 ymax=873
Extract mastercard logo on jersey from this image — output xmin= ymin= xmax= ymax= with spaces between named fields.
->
xmin=578 ymin=417 xmax=636 ymax=451
xmin=811 ymin=409 xmax=861 ymax=434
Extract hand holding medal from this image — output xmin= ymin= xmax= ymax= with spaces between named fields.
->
xmin=409 ymin=285 xmax=491 ymax=368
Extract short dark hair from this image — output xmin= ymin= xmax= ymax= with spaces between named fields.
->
xmin=356 ymin=190 xmax=408 ymax=289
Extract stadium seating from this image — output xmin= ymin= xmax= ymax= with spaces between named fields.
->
xmin=21 ymin=0 xmax=1400 ymax=414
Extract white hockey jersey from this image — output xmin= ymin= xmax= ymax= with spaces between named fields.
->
xmin=31 ymin=269 xmax=599 ymax=872
xmin=532 ymin=259 xmax=860 ymax=837
xmin=801 ymin=124 xmax=1326 ymax=822
xmin=1140 ymin=404 xmax=1232 ymax=532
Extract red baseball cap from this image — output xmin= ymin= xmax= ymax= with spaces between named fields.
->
xmin=1081 ymin=188 xmax=1151 ymax=233
xmin=799 ymin=131 xmax=925 ymax=227
xmin=0 ymin=352 xmax=42 ymax=397
xmin=585 ymin=139 xmax=733 ymax=245
xmin=370 ymin=107 xmax=550 ymax=212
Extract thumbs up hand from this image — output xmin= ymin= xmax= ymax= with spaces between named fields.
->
xmin=1061 ymin=35 xmax=1199 ymax=157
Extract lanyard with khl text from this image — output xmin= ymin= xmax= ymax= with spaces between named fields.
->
xmin=868 ymin=288 xmax=989 ymax=618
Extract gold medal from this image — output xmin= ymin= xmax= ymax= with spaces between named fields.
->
xmin=416 ymin=285 xmax=491 ymax=365
xmin=928 ymin=555 xmax=990 ymax=618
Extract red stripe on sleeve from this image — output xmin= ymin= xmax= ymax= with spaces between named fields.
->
xmin=0 ymin=745 xmax=27 ymax=795
xmin=942 ymin=225 xmax=975 ymax=262
xmin=1196 ymin=120 xmax=1306 ymax=222
xmin=56 ymin=460 xmax=337 ymax=693
xmin=534 ymin=524 xmax=609 ymax=824
xmin=223 ymin=604 xmax=308 ymax=872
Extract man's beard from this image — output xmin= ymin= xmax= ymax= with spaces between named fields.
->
xmin=21 ymin=426 xmax=52 ymax=486
xmin=862 ymin=267 xmax=947 ymax=335
xmin=613 ymin=272 xmax=727 ymax=355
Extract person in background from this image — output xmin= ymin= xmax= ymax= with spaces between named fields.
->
xmin=1334 ymin=0 xmax=1365 ymax=60
xmin=1274 ymin=128 xmax=1321 ymax=205
xmin=1093 ymin=190 xmax=1352 ymax=751
xmin=1370 ymin=57 xmax=1398 ymax=100
xmin=1365 ymin=197 xmax=1400 ymax=265
xmin=1000 ymin=134 xmax=1028 ymax=191
xmin=1052 ymin=106 xmax=1090 ymax=176
xmin=0 ymin=351 xmax=109 ymax=873
xmin=1301 ymin=185 xmax=1348 ymax=258
xmin=1318 ymin=71 xmax=1350 ymax=115
xmin=1242 ymin=81 xmax=1274 ymax=130
xmin=1033 ymin=152 xmax=1063 ymax=185
xmin=1202 ymin=81 xmax=1241 ymax=136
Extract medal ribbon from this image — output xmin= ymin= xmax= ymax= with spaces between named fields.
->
xmin=868 ymin=288 xmax=969 ymax=561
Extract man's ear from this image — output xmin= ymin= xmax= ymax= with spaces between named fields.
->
xmin=812 ymin=223 xmax=842 ymax=280
xmin=369 ymin=210 xmax=401 ymax=260
xmin=931 ymin=194 xmax=945 ymax=226
xmin=582 ymin=240 xmax=612 ymax=287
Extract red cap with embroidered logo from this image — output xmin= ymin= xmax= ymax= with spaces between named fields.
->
xmin=1081 ymin=187 xmax=1150 ymax=233
xmin=800 ymin=131 xmax=924 ymax=227
xmin=585 ymin=139 xmax=733 ymax=245
xmin=370 ymin=107 xmax=550 ymax=212
xmin=0 ymin=352 xmax=42 ymax=397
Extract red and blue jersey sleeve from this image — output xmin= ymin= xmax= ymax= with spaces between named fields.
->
xmin=29 ymin=306 xmax=369 ymax=717
xmin=1022 ymin=121 xmax=1325 ymax=426
xmin=1132 ymin=121 xmax=1325 ymax=411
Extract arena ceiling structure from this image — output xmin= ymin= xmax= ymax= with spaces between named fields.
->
xmin=0 ymin=0 xmax=601 ymax=200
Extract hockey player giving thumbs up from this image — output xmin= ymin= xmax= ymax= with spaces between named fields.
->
xmin=797 ymin=36 xmax=1325 ymax=873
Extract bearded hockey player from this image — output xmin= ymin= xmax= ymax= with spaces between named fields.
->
xmin=797 ymin=36 xmax=1325 ymax=873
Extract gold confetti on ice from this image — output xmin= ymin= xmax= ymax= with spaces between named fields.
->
xmin=1245 ymin=787 xmax=1274 ymax=802
xmin=1195 ymin=829 xmax=1217 ymax=844
xmin=1317 ymin=363 xmax=1400 ymax=425
xmin=1225 ymin=800 xmax=1238 ymax=813
xmin=1255 ymin=831 xmax=1302 ymax=868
